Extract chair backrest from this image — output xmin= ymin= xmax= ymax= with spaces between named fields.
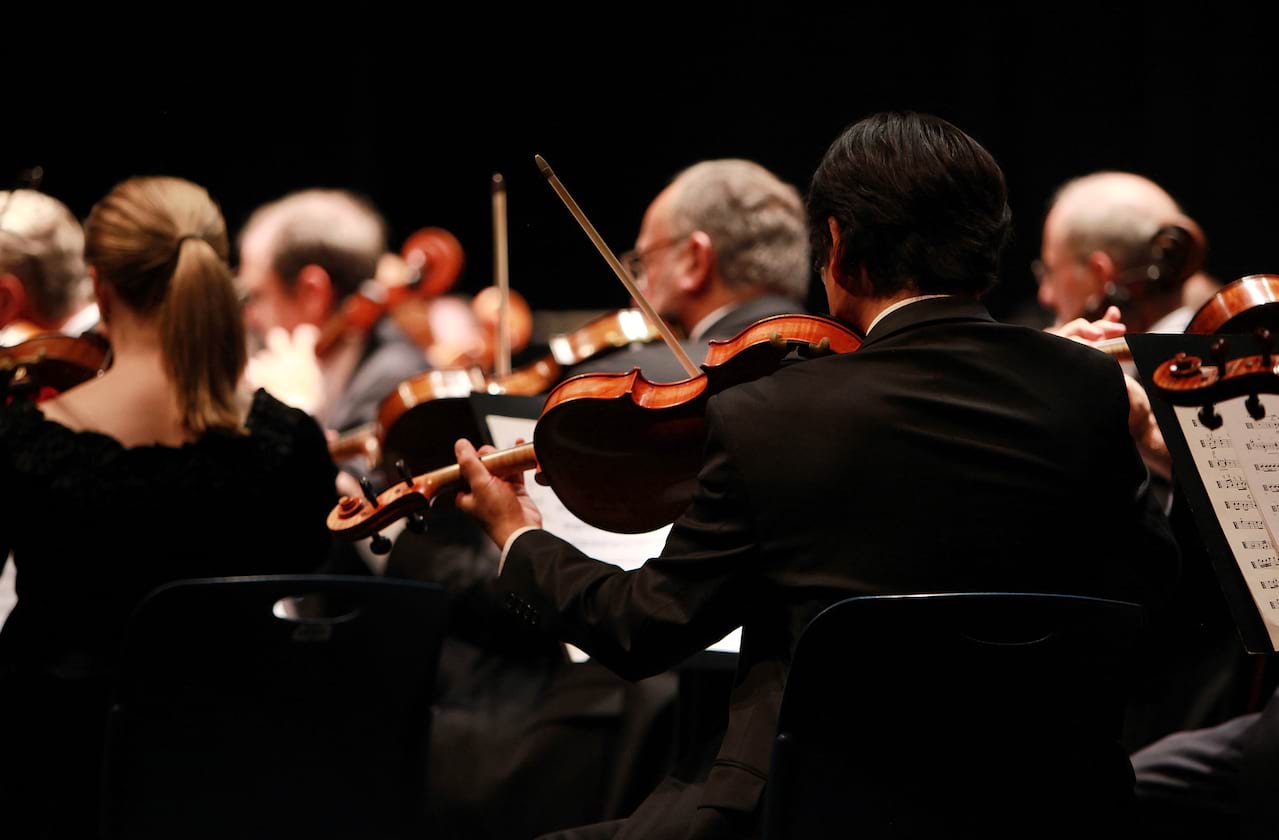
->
xmin=101 ymin=574 xmax=448 ymax=840
xmin=762 ymin=592 xmax=1146 ymax=839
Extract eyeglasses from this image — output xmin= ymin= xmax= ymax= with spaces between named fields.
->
xmin=620 ymin=236 xmax=689 ymax=278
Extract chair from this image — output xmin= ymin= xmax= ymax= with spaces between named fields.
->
xmin=762 ymin=592 xmax=1146 ymax=839
xmin=100 ymin=575 xmax=448 ymax=839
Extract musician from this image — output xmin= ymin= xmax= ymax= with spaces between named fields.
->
xmin=0 ymin=177 xmax=338 ymax=838
xmin=237 ymin=188 xmax=429 ymax=433
xmin=570 ymin=159 xmax=809 ymax=381
xmin=0 ymin=189 xmax=94 ymax=344
xmin=1037 ymin=171 xmax=1216 ymax=334
xmin=453 ymin=112 xmax=1179 ymax=839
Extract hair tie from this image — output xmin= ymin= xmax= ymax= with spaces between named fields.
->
xmin=173 ymin=234 xmax=203 ymax=257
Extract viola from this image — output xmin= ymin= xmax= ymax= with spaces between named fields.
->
xmin=0 ymin=331 xmax=111 ymax=402
xmin=327 ymin=314 xmax=861 ymax=541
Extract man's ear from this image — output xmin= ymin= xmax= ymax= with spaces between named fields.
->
xmin=678 ymin=230 xmax=715 ymax=295
xmin=294 ymin=265 xmax=335 ymax=325
xmin=0 ymin=274 xmax=27 ymax=327
xmin=826 ymin=217 xmax=855 ymax=292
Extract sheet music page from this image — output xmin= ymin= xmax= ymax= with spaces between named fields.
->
xmin=484 ymin=415 xmax=741 ymax=655
xmin=1176 ymin=399 xmax=1279 ymax=650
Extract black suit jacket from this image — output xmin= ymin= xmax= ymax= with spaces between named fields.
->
xmin=567 ymin=294 xmax=803 ymax=381
xmin=499 ymin=296 xmax=1179 ymax=815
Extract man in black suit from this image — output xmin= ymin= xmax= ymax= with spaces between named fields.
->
xmin=571 ymin=159 xmax=809 ymax=382
xmin=453 ymin=112 xmax=1179 ymax=839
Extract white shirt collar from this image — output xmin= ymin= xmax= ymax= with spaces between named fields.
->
xmin=865 ymin=294 xmax=952 ymax=336
xmin=688 ymin=302 xmax=741 ymax=343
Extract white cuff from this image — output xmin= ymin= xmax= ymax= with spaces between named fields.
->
xmin=499 ymin=526 xmax=540 ymax=574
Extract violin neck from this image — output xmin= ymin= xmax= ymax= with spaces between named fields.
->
xmin=1093 ymin=336 xmax=1131 ymax=362
xmin=329 ymin=422 xmax=380 ymax=464
xmin=417 ymin=442 xmax=538 ymax=497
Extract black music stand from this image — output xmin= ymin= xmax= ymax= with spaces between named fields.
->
xmin=1130 ymin=332 xmax=1277 ymax=653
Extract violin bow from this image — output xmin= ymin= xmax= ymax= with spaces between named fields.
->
xmin=535 ymin=154 xmax=700 ymax=379
xmin=492 ymin=172 xmax=512 ymax=379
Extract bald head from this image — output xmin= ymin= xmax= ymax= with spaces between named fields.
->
xmin=1047 ymin=172 xmax=1183 ymax=265
xmin=1039 ymin=172 xmax=1198 ymax=326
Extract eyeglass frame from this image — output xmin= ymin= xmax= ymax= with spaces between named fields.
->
xmin=619 ymin=235 xmax=691 ymax=278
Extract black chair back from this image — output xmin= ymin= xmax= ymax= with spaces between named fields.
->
xmin=763 ymin=592 xmax=1146 ymax=839
xmin=101 ymin=575 xmax=448 ymax=839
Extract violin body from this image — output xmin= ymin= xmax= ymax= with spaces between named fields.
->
xmin=1186 ymin=274 xmax=1279 ymax=336
xmin=331 ymin=308 xmax=664 ymax=472
xmin=329 ymin=314 xmax=862 ymax=539
xmin=0 ymin=332 xmax=111 ymax=402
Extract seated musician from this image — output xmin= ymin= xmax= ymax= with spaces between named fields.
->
xmin=0 ymin=177 xmax=338 ymax=838
xmin=451 ymin=112 xmax=1179 ymax=839
xmin=570 ymin=159 xmax=809 ymax=381
xmin=1037 ymin=171 xmax=1215 ymax=336
xmin=0 ymin=188 xmax=94 ymax=345
xmin=237 ymin=188 xmax=430 ymax=436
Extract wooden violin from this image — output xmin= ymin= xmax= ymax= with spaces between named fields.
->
xmin=328 ymin=314 xmax=862 ymax=540
xmin=329 ymin=307 xmax=663 ymax=470
xmin=1185 ymin=274 xmax=1279 ymax=336
xmin=314 ymin=227 xmax=465 ymax=358
xmin=1150 ymin=331 xmax=1279 ymax=429
xmin=0 ymin=331 xmax=111 ymax=402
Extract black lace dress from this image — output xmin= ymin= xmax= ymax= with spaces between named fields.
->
xmin=0 ymin=389 xmax=338 ymax=837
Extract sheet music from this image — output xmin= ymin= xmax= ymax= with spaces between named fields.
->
xmin=1176 ymin=399 xmax=1279 ymax=649
xmin=485 ymin=415 xmax=741 ymax=655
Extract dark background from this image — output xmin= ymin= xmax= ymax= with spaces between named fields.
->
xmin=8 ymin=4 xmax=1277 ymax=327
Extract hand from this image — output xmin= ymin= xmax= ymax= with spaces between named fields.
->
xmin=454 ymin=438 xmax=543 ymax=548
xmin=1124 ymin=373 xmax=1172 ymax=480
xmin=243 ymin=324 xmax=325 ymax=415
xmin=1047 ymin=306 xmax=1127 ymax=344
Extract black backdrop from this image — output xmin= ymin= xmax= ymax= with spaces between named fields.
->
xmin=8 ymin=3 xmax=1277 ymax=325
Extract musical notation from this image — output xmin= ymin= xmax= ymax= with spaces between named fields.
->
xmin=1175 ymin=396 xmax=1279 ymax=648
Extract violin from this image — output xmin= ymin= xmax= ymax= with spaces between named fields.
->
xmin=329 ymin=307 xmax=662 ymax=470
xmin=0 ymin=331 xmax=111 ymax=402
xmin=328 ymin=314 xmax=861 ymax=541
xmin=314 ymin=227 xmax=465 ymax=358
xmin=1150 ymin=331 xmax=1279 ymax=429
xmin=1184 ymin=274 xmax=1279 ymax=336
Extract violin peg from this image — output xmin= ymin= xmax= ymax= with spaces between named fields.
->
xmin=406 ymin=512 xmax=428 ymax=534
xmin=369 ymin=533 xmax=393 ymax=555
xmin=395 ymin=458 xmax=414 ymax=489
xmin=1256 ymin=328 xmax=1274 ymax=367
xmin=358 ymin=476 xmax=380 ymax=507
xmin=1247 ymin=394 xmax=1267 ymax=421
xmin=1210 ymin=338 xmax=1229 ymax=372
xmin=1199 ymin=403 xmax=1224 ymax=430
